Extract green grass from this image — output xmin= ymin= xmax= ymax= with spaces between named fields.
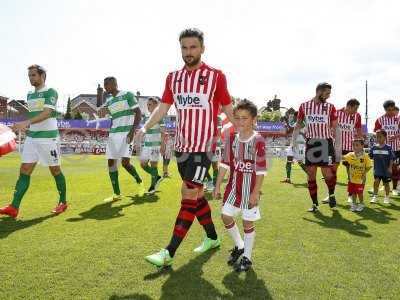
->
xmin=0 ymin=153 xmax=399 ymax=299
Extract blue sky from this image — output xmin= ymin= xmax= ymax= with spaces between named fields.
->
xmin=1 ymin=0 xmax=400 ymax=129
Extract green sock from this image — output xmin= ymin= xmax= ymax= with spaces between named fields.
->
xmin=299 ymin=163 xmax=308 ymax=174
xmin=125 ymin=164 xmax=142 ymax=183
xmin=109 ymin=171 xmax=121 ymax=195
xmin=54 ymin=173 xmax=67 ymax=204
xmin=286 ymin=162 xmax=292 ymax=179
xmin=142 ymin=165 xmax=153 ymax=175
xmin=212 ymin=170 xmax=218 ymax=185
xmin=150 ymin=167 xmax=159 ymax=186
xmin=11 ymin=174 xmax=31 ymax=209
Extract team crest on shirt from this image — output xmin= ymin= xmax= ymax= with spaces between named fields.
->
xmin=199 ymin=76 xmax=208 ymax=85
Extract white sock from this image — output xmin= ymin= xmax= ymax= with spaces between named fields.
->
xmin=244 ymin=229 xmax=255 ymax=261
xmin=225 ymin=222 xmax=244 ymax=249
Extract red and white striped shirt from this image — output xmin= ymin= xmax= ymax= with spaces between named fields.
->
xmin=161 ymin=62 xmax=231 ymax=153
xmin=337 ymin=108 xmax=362 ymax=151
xmin=374 ymin=114 xmax=400 ymax=151
xmin=220 ymin=132 xmax=267 ymax=209
xmin=297 ymin=99 xmax=337 ymax=139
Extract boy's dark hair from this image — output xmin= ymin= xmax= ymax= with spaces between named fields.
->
xmin=234 ymin=99 xmax=258 ymax=118
xmin=28 ymin=64 xmax=46 ymax=81
xmin=179 ymin=28 xmax=204 ymax=46
xmin=147 ymin=97 xmax=159 ymax=104
xmin=353 ymin=138 xmax=364 ymax=146
xmin=376 ymin=129 xmax=387 ymax=138
xmin=104 ymin=76 xmax=117 ymax=83
xmin=383 ymin=100 xmax=395 ymax=110
xmin=395 ymin=106 xmax=399 ymax=112
xmin=346 ymin=98 xmax=360 ymax=107
xmin=316 ymin=82 xmax=332 ymax=92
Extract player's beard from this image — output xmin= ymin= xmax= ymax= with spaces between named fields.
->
xmin=183 ymin=55 xmax=201 ymax=68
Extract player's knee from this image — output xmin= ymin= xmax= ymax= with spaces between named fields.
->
xmin=20 ymin=164 xmax=34 ymax=175
xmin=108 ymin=159 xmax=116 ymax=168
xmin=121 ymin=159 xmax=130 ymax=168
xmin=221 ymin=214 xmax=234 ymax=225
xmin=49 ymin=166 xmax=61 ymax=176
xmin=243 ymin=221 xmax=254 ymax=231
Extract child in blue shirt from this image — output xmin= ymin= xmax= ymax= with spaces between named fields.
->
xmin=369 ymin=129 xmax=395 ymax=204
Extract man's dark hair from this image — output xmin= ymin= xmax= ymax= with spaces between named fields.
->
xmin=395 ymin=106 xmax=399 ymax=112
xmin=234 ymin=99 xmax=258 ymax=118
xmin=28 ymin=64 xmax=46 ymax=81
xmin=376 ymin=129 xmax=387 ymax=138
xmin=316 ymin=82 xmax=332 ymax=92
xmin=104 ymin=76 xmax=117 ymax=83
xmin=383 ymin=100 xmax=395 ymax=110
xmin=179 ymin=28 xmax=204 ymax=46
xmin=346 ymin=98 xmax=360 ymax=107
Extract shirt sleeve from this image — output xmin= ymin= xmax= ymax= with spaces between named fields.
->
xmin=255 ymin=137 xmax=267 ymax=175
xmin=220 ymin=134 xmax=233 ymax=170
xmin=365 ymin=154 xmax=373 ymax=169
xmin=44 ymin=88 xmax=58 ymax=110
xmin=297 ymin=104 xmax=305 ymax=123
xmin=330 ymin=105 xmax=338 ymax=122
xmin=355 ymin=113 xmax=362 ymax=129
xmin=127 ymin=92 xmax=138 ymax=109
xmin=369 ymin=147 xmax=374 ymax=159
xmin=374 ymin=119 xmax=382 ymax=132
xmin=161 ymin=73 xmax=174 ymax=105
xmin=214 ymin=72 xmax=231 ymax=106
xmin=342 ymin=153 xmax=351 ymax=163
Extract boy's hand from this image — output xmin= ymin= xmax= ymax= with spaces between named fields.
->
xmin=212 ymin=186 xmax=221 ymax=199
xmin=249 ymin=191 xmax=260 ymax=209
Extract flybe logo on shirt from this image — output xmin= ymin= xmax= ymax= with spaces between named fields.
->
xmin=28 ymin=98 xmax=45 ymax=111
xmin=175 ymin=93 xmax=209 ymax=109
xmin=234 ymin=160 xmax=254 ymax=173
xmin=109 ymin=101 xmax=128 ymax=113
xmin=339 ymin=123 xmax=354 ymax=131
xmin=306 ymin=115 xmax=328 ymax=124
xmin=383 ymin=125 xmax=398 ymax=131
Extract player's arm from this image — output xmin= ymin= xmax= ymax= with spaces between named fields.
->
xmin=221 ymin=104 xmax=235 ymax=127
xmin=249 ymin=138 xmax=267 ymax=208
xmin=249 ymin=175 xmax=265 ymax=209
xmin=127 ymin=107 xmax=142 ymax=143
xmin=160 ymin=125 xmax=166 ymax=155
xmin=213 ymin=166 xmax=228 ymax=199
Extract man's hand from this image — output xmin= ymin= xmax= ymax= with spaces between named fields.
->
xmin=12 ymin=120 xmax=30 ymax=132
xmin=212 ymin=185 xmax=221 ymax=199
xmin=160 ymin=144 xmax=166 ymax=156
xmin=134 ymin=128 xmax=145 ymax=144
xmin=126 ymin=130 xmax=135 ymax=144
xmin=248 ymin=191 xmax=260 ymax=209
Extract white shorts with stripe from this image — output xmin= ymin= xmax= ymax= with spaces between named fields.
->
xmin=222 ymin=202 xmax=261 ymax=221
xmin=106 ymin=133 xmax=133 ymax=159
xmin=21 ymin=137 xmax=61 ymax=166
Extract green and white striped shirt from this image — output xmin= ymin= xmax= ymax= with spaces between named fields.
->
xmin=142 ymin=115 xmax=164 ymax=147
xmin=26 ymin=86 xmax=59 ymax=140
xmin=105 ymin=91 xmax=138 ymax=135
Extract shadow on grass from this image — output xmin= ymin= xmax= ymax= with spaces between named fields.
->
xmin=109 ymin=294 xmax=152 ymax=300
xmin=0 ymin=214 xmax=56 ymax=239
xmin=143 ymin=249 xmax=223 ymax=299
xmin=292 ymin=182 xmax=308 ymax=188
xmin=303 ymin=210 xmax=371 ymax=237
xmin=127 ymin=194 xmax=159 ymax=205
xmin=135 ymin=249 xmax=271 ymax=300
xmin=336 ymin=203 xmax=397 ymax=224
xmin=66 ymin=201 xmax=134 ymax=222
xmin=222 ymin=269 xmax=272 ymax=299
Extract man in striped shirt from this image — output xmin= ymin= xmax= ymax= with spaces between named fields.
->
xmin=103 ymin=77 xmax=144 ymax=202
xmin=292 ymin=82 xmax=338 ymax=212
xmin=322 ymin=98 xmax=362 ymax=204
xmin=137 ymin=28 xmax=235 ymax=268
xmin=374 ymin=100 xmax=400 ymax=195
xmin=0 ymin=65 xmax=67 ymax=218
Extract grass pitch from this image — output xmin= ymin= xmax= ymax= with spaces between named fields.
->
xmin=0 ymin=153 xmax=399 ymax=299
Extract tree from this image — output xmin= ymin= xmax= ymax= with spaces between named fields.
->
xmin=64 ymin=97 xmax=72 ymax=119
xmin=74 ymin=111 xmax=83 ymax=120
